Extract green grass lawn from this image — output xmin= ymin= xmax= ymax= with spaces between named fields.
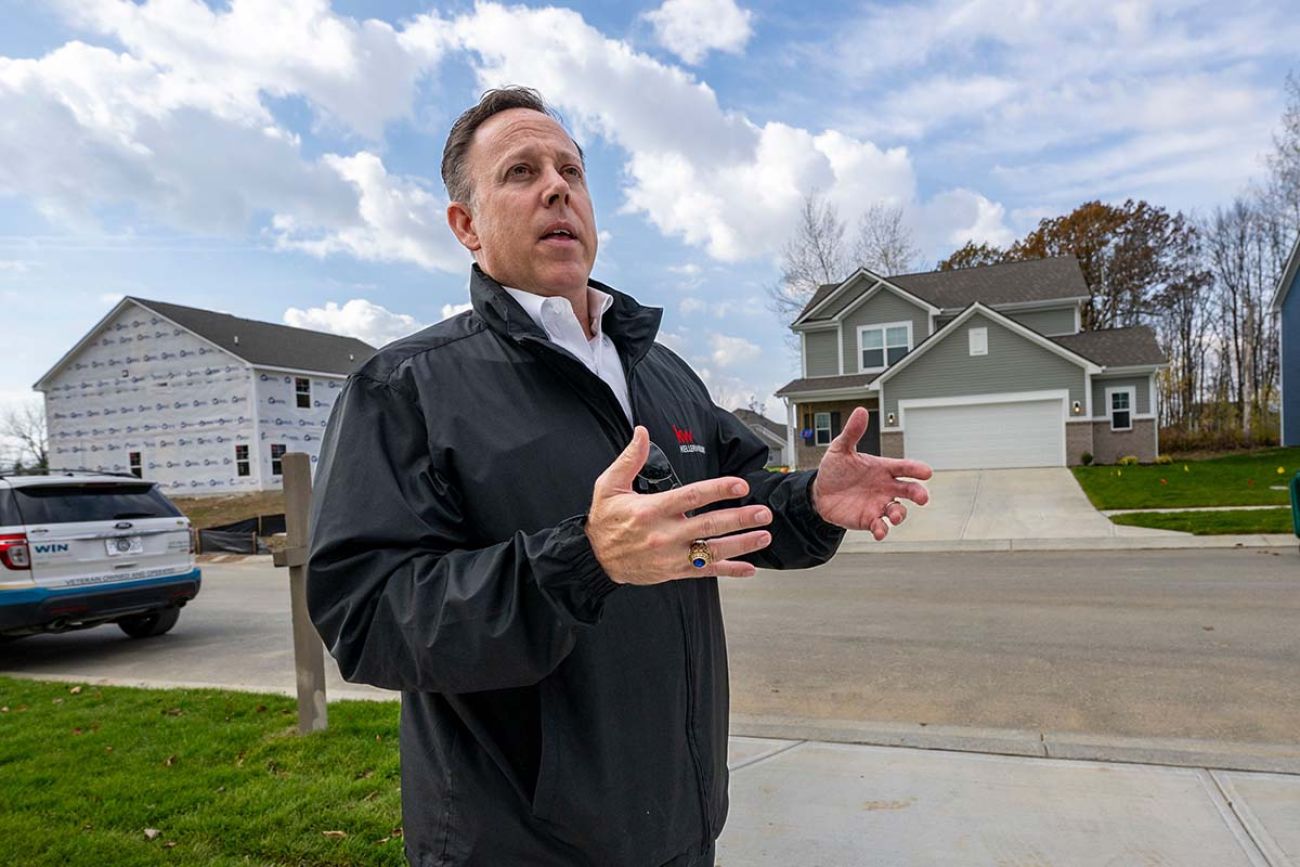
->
xmin=1109 ymin=508 xmax=1294 ymax=536
xmin=0 ymin=677 xmax=404 ymax=866
xmin=1072 ymin=447 xmax=1300 ymax=509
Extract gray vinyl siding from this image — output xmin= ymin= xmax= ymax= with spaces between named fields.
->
xmin=934 ymin=315 xmax=955 ymax=330
xmin=883 ymin=313 xmax=1088 ymax=418
xmin=1005 ymin=306 xmax=1077 ymax=335
xmin=1092 ymin=375 xmax=1151 ymax=417
xmin=840 ymin=289 xmax=931 ymax=374
xmin=817 ymin=274 xmax=878 ymax=319
xmin=1284 ymin=269 xmax=1300 ymax=445
xmin=804 ymin=329 xmax=840 ymax=377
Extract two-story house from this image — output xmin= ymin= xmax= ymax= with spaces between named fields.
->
xmin=775 ymin=257 xmax=1168 ymax=470
xmin=34 ymin=296 xmax=375 ymax=494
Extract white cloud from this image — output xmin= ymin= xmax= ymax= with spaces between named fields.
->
xmin=0 ymin=260 xmax=31 ymax=273
xmin=918 ymin=189 xmax=1015 ymax=251
xmin=270 ymin=152 xmax=467 ymax=271
xmin=0 ymin=3 xmax=459 ymax=271
xmin=445 ymin=3 xmax=917 ymax=263
xmin=680 ymin=297 xmax=707 ymax=314
xmin=693 ymin=366 xmax=782 ymax=417
xmin=283 ymin=298 xmax=426 ymax=347
xmin=709 ymin=332 xmax=760 ymax=367
xmin=440 ymin=302 xmax=472 ymax=320
xmin=644 ymin=0 xmax=754 ymax=65
xmin=54 ymin=0 xmax=446 ymax=139
xmin=98 ymin=292 xmax=124 ymax=305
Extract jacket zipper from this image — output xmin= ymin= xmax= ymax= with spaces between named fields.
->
xmin=519 ymin=334 xmax=714 ymax=845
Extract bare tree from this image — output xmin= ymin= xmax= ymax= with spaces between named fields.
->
xmin=851 ymin=203 xmax=920 ymax=276
xmin=1263 ymin=72 xmax=1300 ymax=233
xmin=767 ymin=190 xmax=851 ymax=324
xmin=2 ymin=400 xmax=48 ymax=473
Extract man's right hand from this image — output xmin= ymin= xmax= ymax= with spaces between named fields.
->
xmin=585 ymin=426 xmax=773 ymax=585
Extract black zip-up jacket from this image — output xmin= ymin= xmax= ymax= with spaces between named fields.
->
xmin=306 ymin=266 xmax=845 ymax=866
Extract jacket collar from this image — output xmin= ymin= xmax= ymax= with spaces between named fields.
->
xmin=469 ymin=264 xmax=663 ymax=363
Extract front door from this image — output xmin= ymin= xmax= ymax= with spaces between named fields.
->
xmin=859 ymin=410 xmax=881 ymax=455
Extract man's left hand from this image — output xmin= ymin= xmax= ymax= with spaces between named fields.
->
xmin=811 ymin=406 xmax=933 ymax=541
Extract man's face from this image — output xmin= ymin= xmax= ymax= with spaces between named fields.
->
xmin=448 ymin=108 xmax=597 ymax=295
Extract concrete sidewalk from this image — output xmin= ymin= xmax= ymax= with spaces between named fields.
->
xmin=719 ymin=736 xmax=1298 ymax=866
xmin=836 ymin=467 xmax=1296 ymax=553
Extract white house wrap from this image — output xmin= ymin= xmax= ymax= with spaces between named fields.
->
xmin=35 ymin=297 xmax=374 ymax=494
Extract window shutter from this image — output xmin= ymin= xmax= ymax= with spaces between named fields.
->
xmin=830 ymin=411 xmax=842 ymax=438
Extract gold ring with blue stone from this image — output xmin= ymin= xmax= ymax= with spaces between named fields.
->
xmin=689 ymin=539 xmax=713 ymax=569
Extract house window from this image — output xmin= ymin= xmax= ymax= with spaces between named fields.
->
xmin=270 ymin=443 xmax=286 ymax=476
xmin=859 ymin=322 xmax=912 ymax=371
xmin=1108 ymin=388 xmax=1135 ymax=431
xmin=128 ymin=451 xmax=142 ymax=479
xmin=295 ymin=377 xmax=311 ymax=409
xmin=968 ymin=327 xmax=988 ymax=356
xmin=235 ymin=444 xmax=250 ymax=477
xmin=814 ymin=412 xmax=832 ymax=446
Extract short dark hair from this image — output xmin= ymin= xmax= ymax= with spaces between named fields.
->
xmin=440 ymin=86 xmax=583 ymax=205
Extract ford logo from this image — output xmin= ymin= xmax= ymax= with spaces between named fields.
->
xmin=115 ymin=521 xmax=133 ymax=530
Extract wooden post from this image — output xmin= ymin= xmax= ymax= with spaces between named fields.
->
xmin=271 ymin=452 xmax=328 ymax=734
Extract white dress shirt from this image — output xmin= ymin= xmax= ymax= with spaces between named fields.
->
xmin=503 ymin=284 xmax=634 ymax=425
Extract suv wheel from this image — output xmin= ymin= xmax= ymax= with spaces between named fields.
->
xmin=117 ymin=607 xmax=181 ymax=639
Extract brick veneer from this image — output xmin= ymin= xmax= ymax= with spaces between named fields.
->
xmin=1090 ymin=419 xmax=1157 ymax=464
xmin=1066 ymin=421 xmax=1094 ymax=466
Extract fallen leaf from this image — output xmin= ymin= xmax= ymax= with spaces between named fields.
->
xmin=1 ymin=707 xmax=8 ymax=713
xmin=163 ymin=754 xmax=177 ymax=767
xmin=163 ymin=707 xmax=183 ymax=716
xmin=69 ymin=686 xmax=82 ymax=695
xmin=322 ymin=830 xmax=347 ymax=839
xmin=144 ymin=828 xmax=161 ymax=841
xmin=52 ymin=698 xmax=63 ymax=705
xmin=105 ymin=746 xmax=113 ymax=753
xmin=72 ymin=727 xmax=83 ymax=735
xmin=163 ymin=842 xmax=177 ymax=849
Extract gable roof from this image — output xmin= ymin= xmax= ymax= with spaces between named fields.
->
xmin=732 ymin=408 xmax=787 ymax=442
xmin=875 ymin=302 xmax=1102 ymax=386
xmin=130 ymin=297 xmax=376 ymax=375
xmin=35 ymin=296 xmax=377 ymax=389
xmin=795 ymin=256 xmax=1089 ymax=323
xmin=1050 ymin=327 xmax=1166 ymax=368
xmin=1272 ymin=230 xmax=1300 ymax=313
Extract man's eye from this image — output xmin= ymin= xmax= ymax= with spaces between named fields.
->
xmin=508 ymin=164 xmax=531 ymax=177
xmin=563 ymin=166 xmax=583 ymax=179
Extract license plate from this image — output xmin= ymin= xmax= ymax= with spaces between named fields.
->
xmin=105 ymin=536 xmax=144 ymax=557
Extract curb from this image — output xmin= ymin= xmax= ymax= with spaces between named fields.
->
xmin=728 ymin=714 xmax=1300 ymax=776
xmin=836 ymin=534 xmax=1296 ymax=554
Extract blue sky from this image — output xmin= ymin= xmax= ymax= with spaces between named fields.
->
xmin=1 ymin=0 xmax=1296 ymax=440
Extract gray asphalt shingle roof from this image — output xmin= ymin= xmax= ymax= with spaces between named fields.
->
xmin=130 ymin=297 xmax=376 ymax=376
xmin=1049 ymin=326 xmax=1167 ymax=367
xmin=731 ymin=408 xmax=788 ymax=440
xmin=775 ymin=372 xmax=878 ymax=397
xmin=797 ymin=256 xmax=1089 ymax=322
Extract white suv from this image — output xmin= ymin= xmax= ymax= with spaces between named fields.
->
xmin=0 ymin=471 xmax=200 ymax=640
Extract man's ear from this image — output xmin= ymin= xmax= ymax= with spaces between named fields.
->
xmin=447 ymin=201 xmax=481 ymax=252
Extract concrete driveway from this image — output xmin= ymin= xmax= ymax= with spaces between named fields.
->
xmin=845 ymin=467 xmax=1177 ymax=549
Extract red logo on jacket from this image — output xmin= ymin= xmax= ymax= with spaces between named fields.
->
xmin=672 ymin=424 xmax=695 ymax=445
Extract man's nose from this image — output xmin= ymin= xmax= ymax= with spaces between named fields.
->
xmin=541 ymin=166 xmax=570 ymax=207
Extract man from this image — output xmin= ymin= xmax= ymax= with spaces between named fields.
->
xmin=306 ymin=87 xmax=932 ymax=866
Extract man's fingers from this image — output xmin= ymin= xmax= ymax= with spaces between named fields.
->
xmin=885 ymin=502 xmax=907 ymax=525
xmin=697 ymin=528 xmax=771 ymax=563
xmin=680 ymin=504 xmax=771 ymax=541
xmin=869 ymin=517 xmax=889 ymax=541
xmin=657 ymin=475 xmax=749 ymax=515
xmin=886 ymin=457 xmax=934 ymax=481
xmin=894 ymin=481 xmax=930 ymax=507
xmin=596 ymin=425 xmax=649 ymax=495
xmin=831 ymin=406 xmax=870 ymax=453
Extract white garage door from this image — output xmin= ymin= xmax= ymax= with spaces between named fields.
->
xmin=903 ymin=397 xmax=1065 ymax=470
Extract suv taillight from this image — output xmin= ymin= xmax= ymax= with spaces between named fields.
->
xmin=0 ymin=534 xmax=30 ymax=570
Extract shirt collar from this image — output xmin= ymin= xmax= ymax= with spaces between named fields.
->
xmin=502 ymin=284 xmax=614 ymax=341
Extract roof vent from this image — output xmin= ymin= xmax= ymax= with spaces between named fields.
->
xmin=233 ymin=335 xmax=239 ymax=345
xmin=348 ymin=353 xmax=354 ymax=361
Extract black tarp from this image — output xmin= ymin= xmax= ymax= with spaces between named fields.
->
xmin=194 ymin=513 xmax=285 ymax=554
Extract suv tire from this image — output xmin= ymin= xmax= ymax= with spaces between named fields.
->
xmin=117 ymin=607 xmax=181 ymax=639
